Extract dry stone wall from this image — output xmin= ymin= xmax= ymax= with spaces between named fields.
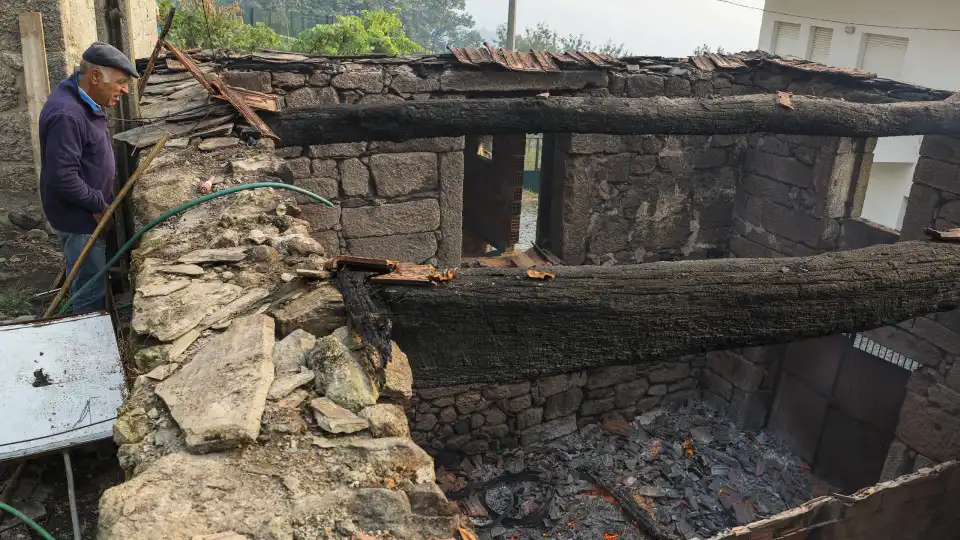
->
xmin=409 ymin=357 xmax=701 ymax=458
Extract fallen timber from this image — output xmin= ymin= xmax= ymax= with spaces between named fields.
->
xmin=266 ymin=93 xmax=960 ymax=146
xmin=344 ymin=242 xmax=960 ymax=386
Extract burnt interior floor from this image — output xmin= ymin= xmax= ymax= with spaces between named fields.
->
xmin=438 ymin=399 xmax=832 ymax=540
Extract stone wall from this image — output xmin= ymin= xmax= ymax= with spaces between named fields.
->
xmin=409 ymin=357 xmax=701 ymax=458
xmin=700 ymin=346 xmax=783 ymax=432
xmin=710 ymin=461 xmax=960 ymax=540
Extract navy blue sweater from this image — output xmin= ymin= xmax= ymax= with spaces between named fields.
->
xmin=39 ymin=73 xmax=115 ymax=234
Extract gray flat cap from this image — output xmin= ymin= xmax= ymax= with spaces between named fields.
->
xmin=82 ymin=42 xmax=139 ymax=78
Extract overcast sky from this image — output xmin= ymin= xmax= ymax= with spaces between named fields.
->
xmin=464 ymin=0 xmax=767 ymax=57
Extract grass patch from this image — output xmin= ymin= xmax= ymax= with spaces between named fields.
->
xmin=0 ymin=290 xmax=34 ymax=318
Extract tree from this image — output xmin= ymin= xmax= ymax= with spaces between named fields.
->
xmin=292 ymin=9 xmax=422 ymax=55
xmin=494 ymin=21 xmax=630 ymax=56
xmin=299 ymin=0 xmax=481 ymax=52
xmin=693 ymin=44 xmax=727 ymax=56
xmin=160 ymin=0 xmax=285 ymax=50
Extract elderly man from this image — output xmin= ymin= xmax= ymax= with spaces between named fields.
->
xmin=39 ymin=42 xmax=137 ymax=313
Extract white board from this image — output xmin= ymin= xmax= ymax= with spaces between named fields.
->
xmin=0 ymin=312 xmax=125 ymax=461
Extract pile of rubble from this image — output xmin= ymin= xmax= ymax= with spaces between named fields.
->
xmin=439 ymin=401 xmax=822 ymax=540
xmin=98 ymin=141 xmax=466 ymax=539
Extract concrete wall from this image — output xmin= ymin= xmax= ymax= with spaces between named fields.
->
xmin=757 ymin=0 xmax=960 ymax=231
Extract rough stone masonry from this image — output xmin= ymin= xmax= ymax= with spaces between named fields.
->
xmin=100 ymin=139 xmax=466 ymax=539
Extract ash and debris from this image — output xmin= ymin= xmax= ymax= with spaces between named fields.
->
xmin=439 ymin=401 xmax=822 ymax=540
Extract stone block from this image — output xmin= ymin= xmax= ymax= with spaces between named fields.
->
xmin=700 ymin=369 xmax=734 ymax=400
xmin=879 ymin=439 xmax=917 ymax=481
xmin=340 ymin=158 xmax=370 ymax=197
xmin=586 ymin=365 xmax=638 ymax=389
xmin=437 ymin=151 xmax=464 ymax=268
xmin=516 ymin=407 xmax=543 ymax=430
xmin=744 ymin=149 xmax=814 ymax=189
xmin=455 ymin=390 xmax=483 ymax=414
xmin=484 ymin=407 xmax=507 ymax=426
xmin=285 ymin=86 xmax=339 ymax=108
xmin=625 ymin=74 xmax=665 ymax=97
xmin=283 ymin=157 xmax=312 ymax=179
xmin=707 ymin=350 xmax=767 ymax=392
xmin=482 ymin=382 xmax=530 ymax=401
xmin=391 ymin=74 xmax=440 ymax=93
xmin=580 ymin=398 xmax=615 ymax=416
xmin=374 ymin=137 xmax=465 ymax=154
xmin=520 ymin=415 xmax=577 ymax=446
xmin=901 ymin=317 xmax=960 ymax=356
xmin=504 ymin=394 xmax=532 ymax=413
xmin=221 ymin=71 xmax=272 ymax=92
xmin=900 ymin=182 xmax=943 ymax=241
xmin=863 ymin=326 xmax=944 ymax=367
xmin=332 ymin=71 xmax=385 ymax=93
xmin=307 ymin=142 xmax=366 ymax=159
xmin=664 ymin=77 xmax=692 ymax=97
xmin=272 ymin=71 xmax=307 ymax=89
xmin=155 ymin=315 xmax=275 ymax=453
xmin=346 ymin=233 xmax=438 ymax=263
xmin=728 ymin=389 xmax=770 ymax=432
xmin=647 ymin=384 xmax=667 ymax=396
xmin=913 ymin=156 xmax=960 ymax=196
xmin=740 ymin=174 xmax=795 ymax=206
xmin=299 ymin=202 xmax=341 ymax=231
xmin=649 ymin=363 xmax=690 ymax=384
xmin=341 ymin=199 xmax=441 ymax=238
xmin=311 ymin=397 xmax=370 ymax=434
xmin=270 ymin=282 xmax=346 ymax=337
xmin=615 ymin=379 xmax=650 ymax=409
xmin=781 ymin=335 xmax=845 ymax=395
xmin=0 ymin=110 xmax=35 ymax=162
xmin=839 ymin=217 xmax=900 ymax=251
xmin=358 ymin=94 xmax=406 ymax=105
xmin=369 ymin=152 xmax=439 ymax=197
xmin=544 ymin=387 xmax=583 ymax=420
xmin=768 ymin=372 xmax=830 ymax=462
xmin=537 ymin=372 xmax=587 ymax=397
xmin=920 ymin=136 xmax=960 ymax=166
xmin=440 ymin=70 xmax=607 ymax=92
xmin=728 ymin=234 xmax=783 ymax=258
xmin=833 ymin=348 xmax=910 ymax=432
xmin=815 ymin=408 xmax=893 ymax=492
xmin=693 ymin=148 xmax=728 ymax=170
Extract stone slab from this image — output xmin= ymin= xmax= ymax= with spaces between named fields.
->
xmin=156 ymin=315 xmax=275 ymax=452
xmin=270 ymin=283 xmax=347 ymax=337
xmin=133 ymin=281 xmax=243 ymax=342
xmin=273 ymin=329 xmax=318 ymax=375
xmin=178 ymin=247 xmax=247 ymax=264
xmin=369 ymin=152 xmax=439 ymax=197
xmin=310 ymin=397 xmax=370 ymax=434
xmin=268 ymin=370 xmax=316 ymax=400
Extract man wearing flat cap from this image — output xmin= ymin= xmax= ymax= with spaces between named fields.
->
xmin=39 ymin=42 xmax=138 ymax=313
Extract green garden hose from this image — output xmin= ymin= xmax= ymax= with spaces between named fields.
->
xmin=58 ymin=182 xmax=334 ymax=315
xmin=0 ymin=501 xmax=56 ymax=540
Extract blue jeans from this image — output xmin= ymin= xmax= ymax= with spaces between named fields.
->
xmin=55 ymin=230 xmax=107 ymax=314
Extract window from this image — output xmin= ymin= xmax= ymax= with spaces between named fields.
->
xmin=859 ymin=34 xmax=909 ymax=79
xmin=808 ymin=26 xmax=833 ymax=64
xmin=772 ymin=21 xmax=802 ymax=57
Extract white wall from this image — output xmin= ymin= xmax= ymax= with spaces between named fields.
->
xmin=757 ymin=0 xmax=960 ymax=229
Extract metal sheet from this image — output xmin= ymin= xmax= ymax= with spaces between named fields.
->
xmin=0 ymin=312 xmax=125 ymax=461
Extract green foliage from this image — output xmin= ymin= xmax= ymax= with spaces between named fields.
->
xmin=694 ymin=44 xmax=727 ymax=56
xmin=495 ymin=21 xmax=630 ymax=57
xmin=0 ymin=290 xmax=33 ymax=318
xmin=292 ymin=9 xmax=421 ymax=55
xmin=160 ymin=0 xmax=285 ymax=51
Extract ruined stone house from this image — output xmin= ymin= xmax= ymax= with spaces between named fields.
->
xmin=3 ymin=6 xmax=960 ymax=536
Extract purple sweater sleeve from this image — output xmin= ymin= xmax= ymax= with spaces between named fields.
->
xmin=42 ymin=113 xmax=107 ymax=213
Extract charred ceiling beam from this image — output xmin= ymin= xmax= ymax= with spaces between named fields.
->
xmin=266 ymin=93 xmax=960 ymax=146
xmin=369 ymin=241 xmax=960 ymax=386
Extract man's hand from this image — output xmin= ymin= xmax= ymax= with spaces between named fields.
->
xmin=92 ymin=212 xmax=113 ymax=235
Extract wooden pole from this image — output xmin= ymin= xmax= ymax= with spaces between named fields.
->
xmin=138 ymin=7 xmax=176 ymax=98
xmin=18 ymin=13 xmax=51 ymax=194
xmin=43 ymin=134 xmax=169 ymax=318
xmin=267 ymin=93 xmax=960 ymax=147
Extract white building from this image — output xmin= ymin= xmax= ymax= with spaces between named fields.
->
xmin=756 ymin=0 xmax=960 ymax=230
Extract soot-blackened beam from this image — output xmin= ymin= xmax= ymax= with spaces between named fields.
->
xmin=266 ymin=94 xmax=960 ymax=146
xmin=372 ymin=242 xmax=960 ymax=386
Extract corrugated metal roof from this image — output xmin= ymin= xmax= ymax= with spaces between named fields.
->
xmin=447 ymin=46 xmax=616 ymax=72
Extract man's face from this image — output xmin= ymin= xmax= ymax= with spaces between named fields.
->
xmin=89 ymin=66 xmax=129 ymax=108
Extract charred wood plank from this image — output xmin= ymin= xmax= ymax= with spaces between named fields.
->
xmin=580 ymin=468 xmax=675 ymax=540
xmin=337 ymin=269 xmax=392 ymax=370
xmin=266 ymin=94 xmax=960 ymax=146
xmin=374 ymin=242 xmax=960 ymax=386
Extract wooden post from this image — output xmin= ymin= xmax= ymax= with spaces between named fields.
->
xmin=18 ymin=12 xmax=51 ymax=193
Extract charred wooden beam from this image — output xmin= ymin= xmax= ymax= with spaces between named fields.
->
xmin=266 ymin=94 xmax=960 ymax=146
xmin=372 ymin=242 xmax=960 ymax=386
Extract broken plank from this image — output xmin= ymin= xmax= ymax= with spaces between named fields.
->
xmin=206 ymin=72 xmax=279 ymax=140
xmin=217 ymin=85 xmax=280 ymax=112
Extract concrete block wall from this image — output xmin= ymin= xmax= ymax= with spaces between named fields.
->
xmin=409 ymin=357 xmax=701 ymax=458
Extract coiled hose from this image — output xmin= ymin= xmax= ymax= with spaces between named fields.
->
xmin=58 ymin=182 xmax=334 ymax=315
xmin=0 ymin=501 xmax=56 ymax=540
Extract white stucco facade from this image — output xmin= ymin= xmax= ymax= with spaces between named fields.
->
xmin=757 ymin=0 xmax=960 ymax=230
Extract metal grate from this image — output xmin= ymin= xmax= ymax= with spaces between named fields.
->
xmin=844 ymin=333 xmax=921 ymax=371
